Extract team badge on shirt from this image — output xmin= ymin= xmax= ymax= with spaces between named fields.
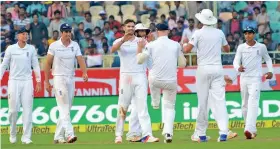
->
xmin=26 ymin=52 xmax=29 ymax=57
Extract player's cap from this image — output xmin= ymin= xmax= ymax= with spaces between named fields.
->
xmin=195 ymin=9 xmax=217 ymax=25
xmin=156 ymin=23 xmax=169 ymax=31
xmin=243 ymin=26 xmax=256 ymax=34
xmin=99 ymin=10 xmax=106 ymax=15
xmin=135 ymin=23 xmax=150 ymax=34
xmin=60 ymin=23 xmax=72 ymax=32
xmin=18 ymin=27 xmax=29 ymax=34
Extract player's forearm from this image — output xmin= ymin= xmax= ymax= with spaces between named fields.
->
xmin=266 ymin=59 xmax=274 ymax=73
xmin=77 ymin=57 xmax=87 ymax=74
xmin=137 ymin=53 xmax=148 ymax=64
xmin=44 ymin=64 xmax=51 ymax=82
xmin=111 ymin=40 xmax=124 ymax=53
xmin=183 ymin=43 xmax=193 ymax=53
xmin=32 ymin=56 xmax=41 ymax=82
xmin=0 ymin=56 xmax=10 ymax=80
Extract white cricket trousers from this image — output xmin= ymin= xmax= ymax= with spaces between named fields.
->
xmin=8 ymin=79 xmax=33 ymax=142
xmin=115 ymin=72 xmax=153 ymax=137
xmin=194 ymin=65 xmax=229 ymax=136
xmin=53 ymin=76 xmax=75 ymax=140
xmin=127 ymin=98 xmax=142 ymax=137
xmin=240 ymin=76 xmax=261 ymax=133
xmin=149 ymin=76 xmax=177 ymax=136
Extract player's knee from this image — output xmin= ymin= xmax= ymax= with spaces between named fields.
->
xmin=163 ymin=99 xmax=175 ymax=109
xmin=8 ymin=110 xmax=18 ymax=116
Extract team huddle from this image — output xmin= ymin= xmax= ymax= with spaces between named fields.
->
xmin=0 ymin=9 xmax=273 ymax=144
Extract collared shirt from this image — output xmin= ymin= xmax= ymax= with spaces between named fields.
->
xmin=113 ymin=37 xmax=146 ymax=73
xmin=48 ymin=38 xmax=82 ymax=76
xmin=143 ymin=36 xmax=183 ymax=81
xmin=0 ymin=43 xmax=41 ymax=82
xmin=181 ymin=27 xmax=197 ymax=43
xmin=189 ymin=26 xmax=228 ymax=66
xmin=233 ymin=41 xmax=273 ymax=77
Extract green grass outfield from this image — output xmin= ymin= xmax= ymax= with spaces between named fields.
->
xmin=2 ymin=128 xmax=280 ymax=149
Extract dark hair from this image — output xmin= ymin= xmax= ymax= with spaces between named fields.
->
xmin=261 ymin=4 xmax=267 ymax=8
xmin=102 ymin=42 xmax=108 ymax=47
xmin=188 ymin=18 xmax=194 ymax=22
xmin=177 ymin=20 xmax=184 ymax=25
xmin=233 ymin=31 xmax=240 ymax=35
xmin=123 ymin=19 xmax=135 ymax=25
xmin=161 ymin=14 xmax=166 ymax=18
xmin=78 ymin=22 xmax=84 ymax=26
xmin=253 ymin=7 xmax=260 ymax=11
xmin=84 ymin=11 xmax=92 ymax=17
xmin=53 ymin=30 xmax=59 ymax=34
xmin=54 ymin=10 xmax=61 ymax=15
xmin=94 ymin=26 xmax=101 ymax=31
xmin=238 ymin=10 xmax=244 ymax=14
xmin=218 ymin=19 xmax=223 ymax=23
xmin=32 ymin=13 xmax=38 ymax=18
xmin=169 ymin=11 xmax=176 ymax=16
xmin=109 ymin=15 xmax=114 ymax=19
xmin=102 ymin=37 xmax=108 ymax=41
xmin=104 ymin=21 xmax=110 ymax=26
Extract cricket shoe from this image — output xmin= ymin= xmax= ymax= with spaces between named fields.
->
xmin=115 ymin=136 xmax=122 ymax=144
xmin=217 ymin=134 xmax=227 ymax=142
xmin=126 ymin=135 xmax=141 ymax=142
xmin=141 ymin=136 xmax=160 ymax=143
xmin=227 ymin=130 xmax=238 ymax=139
xmin=54 ymin=139 xmax=67 ymax=144
xmin=163 ymin=133 xmax=172 ymax=143
xmin=67 ymin=136 xmax=77 ymax=143
xmin=9 ymin=136 xmax=17 ymax=144
xmin=191 ymin=134 xmax=211 ymax=142
xmin=244 ymin=131 xmax=257 ymax=139
xmin=22 ymin=139 xmax=33 ymax=144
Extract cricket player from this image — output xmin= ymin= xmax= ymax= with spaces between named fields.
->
xmin=44 ymin=23 xmax=88 ymax=144
xmin=233 ymin=27 xmax=273 ymax=139
xmin=111 ymin=19 xmax=159 ymax=144
xmin=126 ymin=23 xmax=152 ymax=142
xmin=0 ymin=27 xmax=41 ymax=144
xmin=183 ymin=9 xmax=232 ymax=142
xmin=137 ymin=23 xmax=187 ymax=143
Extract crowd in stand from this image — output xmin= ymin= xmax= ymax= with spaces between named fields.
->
xmin=0 ymin=1 xmax=279 ymax=67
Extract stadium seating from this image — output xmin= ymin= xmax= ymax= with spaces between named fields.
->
xmin=74 ymin=16 xmax=85 ymax=24
xmin=6 ymin=7 xmax=14 ymax=13
xmin=122 ymin=15 xmax=137 ymax=22
xmin=170 ymin=4 xmax=185 ymax=11
xmin=233 ymin=1 xmax=247 ymax=12
xmin=270 ymin=22 xmax=280 ymax=32
xmin=272 ymin=33 xmax=280 ymax=41
xmin=268 ymin=10 xmax=280 ymax=22
xmin=121 ymin=5 xmax=135 ymax=15
xmin=105 ymin=5 xmax=120 ymax=17
xmin=157 ymin=5 xmax=170 ymax=17
xmin=141 ymin=14 xmax=150 ymax=25
xmin=265 ymin=1 xmax=278 ymax=10
xmin=90 ymin=6 xmax=104 ymax=17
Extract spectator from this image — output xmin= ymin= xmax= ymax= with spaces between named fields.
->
xmin=242 ymin=11 xmax=257 ymax=31
xmin=226 ymin=34 xmax=236 ymax=51
xmin=264 ymin=32 xmax=278 ymax=51
xmin=1 ymin=2 xmax=6 ymax=16
xmin=49 ymin=10 xmax=64 ymax=37
xmin=168 ymin=11 xmax=177 ymax=30
xmin=83 ymin=11 xmax=94 ymax=30
xmin=233 ymin=31 xmax=243 ymax=48
xmin=47 ymin=1 xmax=66 ymax=20
xmin=30 ymin=13 xmax=48 ymax=46
xmin=64 ymin=2 xmax=73 ymax=17
xmin=27 ymin=2 xmax=46 ymax=16
xmin=79 ymin=28 xmax=93 ymax=53
xmin=217 ymin=19 xmax=228 ymax=35
xmin=222 ymin=34 xmax=235 ymax=65
xmin=181 ymin=18 xmax=197 ymax=44
xmin=218 ymin=1 xmax=233 ymax=13
xmin=228 ymin=11 xmax=241 ymax=35
xmin=170 ymin=28 xmax=181 ymax=42
xmin=84 ymin=43 xmax=97 ymax=55
xmin=245 ymin=1 xmax=260 ymax=13
xmin=96 ymin=10 xmax=108 ymax=29
xmin=173 ymin=1 xmax=186 ymax=18
xmin=197 ymin=21 xmax=203 ymax=29
xmin=109 ymin=15 xmax=121 ymax=30
xmin=1 ymin=37 xmax=12 ymax=53
xmin=85 ymin=44 xmax=103 ymax=68
xmin=102 ymin=43 xmax=110 ymax=55
xmin=1 ymin=14 xmax=11 ymax=43
xmin=113 ymin=26 xmax=124 ymax=39
xmin=149 ymin=14 xmax=157 ymax=24
xmin=196 ymin=1 xmax=207 ymax=13
xmin=92 ymin=26 xmax=103 ymax=50
xmin=74 ymin=22 xmax=85 ymax=42
xmin=176 ymin=20 xmax=184 ymax=37
xmin=48 ymin=30 xmax=59 ymax=45
xmin=42 ymin=37 xmax=49 ymax=52
xmin=179 ymin=16 xmax=188 ymax=28
xmin=143 ymin=1 xmax=159 ymax=15
xmin=256 ymin=4 xmax=270 ymax=36
xmin=103 ymin=21 xmax=115 ymax=46
xmin=160 ymin=14 xmax=168 ymax=25
xmin=13 ymin=11 xmax=30 ymax=35
xmin=253 ymin=7 xmax=260 ymax=19
xmin=19 ymin=4 xmax=28 ymax=18
xmin=275 ymin=44 xmax=280 ymax=63
xmin=11 ymin=3 xmax=19 ymax=20
xmin=90 ymin=1 xmax=104 ymax=7
xmin=149 ymin=23 xmax=157 ymax=39
xmin=238 ymin=10 xmax=245 ymax=29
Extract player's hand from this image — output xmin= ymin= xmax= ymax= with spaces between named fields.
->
xmin=122 ymin=33 xmax=133 ymax=42
xmin=182 ymin=38 xmax=189 ymax=44
xmin=265 ymin=72 xmax=273 ymax=79
xmin=35 ymin=82 xmax=42 ymax=93
xmin=147 ymin=33 xmax=154 ymax=42
xmin=238 ymin=65 xmax=245 ymax=72
xmin=82 ymin=73 xmax=88 ymax=82
xmin=224 ymin=75 xmax=233 ymax=85
xmin=45 ymin=81 xmax=53 ymax=94
xmin=137 ymin=38 xmax=147 ymax=49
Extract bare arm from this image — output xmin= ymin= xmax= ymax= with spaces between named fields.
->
xmin=44 ymin=54 xmax=54 ymax=83
xmin=76 ymin=56 xmax=87 ymax=74
xmin=183 ymin=43 xmax=194 ymax=53
xmin=31 ymin=47 xmax=41 ymax=82
xmin=0 ymin=47 xmax=11 ymax=80
xmin=223 ymin=45 xmax=230 ymax=53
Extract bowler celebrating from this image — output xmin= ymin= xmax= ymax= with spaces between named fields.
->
xmin=0 ymin=28 xmax=41 ymax=144
xmin=233 ymin=27 xmax=273 ymax=139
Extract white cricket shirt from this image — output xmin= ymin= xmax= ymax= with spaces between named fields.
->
xmin=143 ymin=36 xmax=183 ymax=81
xmin=113 ymin=37 xmax=146 ymax=73
xmin=48 ymin=38 xmax=82 ymax=76
xmin=233 ymin=41 xmax=274 ymax=77
xmin=0 ymin=43 xmax=41 ymax=82
xmin=189 ymin=26 xmax=228 ymax=66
